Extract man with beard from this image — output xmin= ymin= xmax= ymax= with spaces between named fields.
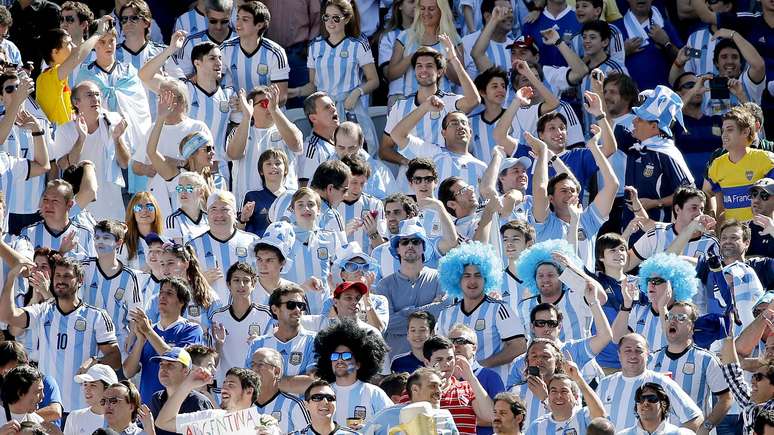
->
xmin=492 ymin=393 xmax=526 ymax=435
xmin=648 ymin=302 xmax=733 ymax=434
xmin=0 ymin=257 xmax=121 ymax=414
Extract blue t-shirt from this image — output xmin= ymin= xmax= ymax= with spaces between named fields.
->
xmin=243 ymin=188 xmax=278 ymax=237
xmin=620 ymin=19 xmax=683 ymax=90
xmin=591 ymin=272 xmax=643 ymax=369
xmin=515 ymin=147 xmax=598 ymax=196
xmin=523 ymin=7 xmax=581 ymax=67
xmin=674 ymin=114 xmax=723 ymax=186
xmin=624 ymin=145 xmax=694 ymax=222
xmin=390 ymin=352 xmax=425 ymax=375
xmin=41 ymin=374 xmax=62 ymax=427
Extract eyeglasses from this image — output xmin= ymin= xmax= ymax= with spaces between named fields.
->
xmin=208 ymin=18 xmax=230 ymax=25
xmin=399 ymin=238 xmax=423 ymax=247
xmin=176 ymin=184 xmax=195 ymax=193
xmin=278 ymin=300 xmax=307 ymax=311
xmin=412 ymin=176 xmax=437 ymax=184
xmin=751 ymin=190 xmax=771 ymax=201
xmin=100 ymin=397 xmax=127 ymax=406
xmin=636 ymin=394 xmax=660 ymax=404
xmin=753 ymin=373 xmax=769 ymax=382
xmin=132 ymin=203 xmax=156 ymax=213
xmin=342 ymin=261 xmax=374 ymax=273
xmin=453 ymin=185 xmax=474 ymax=197
xmin=120 ymin=15 xmax=142 ymax=24
xmin=60 ymin=15 xmax=77 ymax=23
xmin=322 ymin=14 xmax=344 ymax=23
xmin=251 ymin=360 xmax=279 ymax=370
xmin=3 ymin=84 xmax=17 ymax=94
xmin=330 ymin=351 xmax=353 ymax=362
xmin=309 ymin=393 xmax=336 ymax=402
xmin=254 ymin=99 xmax=270 ymax=109
xmin=532 ymin=319 xmax=560 ymax=328
xmin=451 ymin=337 xmax=475 ymax=346
xmin=665 ymin=313 xmax=690 ymax=322
xmin=646 ymin=277 xmax=666 ymax=286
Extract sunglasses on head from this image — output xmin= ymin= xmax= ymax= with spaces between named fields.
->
xmin=322 ymin=14 xmax=344 ymax=23
xmin=342 ymin=261 xmax=374 ymax=273
xmin=132 ymin=203 xmax=156 ymax=213
xmin=330 ymin=351 xmax=353 ymax=362
xmin=647 ymin=277 xmax=666 ymax=286
xmin=176 ymin=184 xmax=195 ymax=193
xmin=637 ymin=394 xmax=660 ymax=404
xmin=399 ymin=238 xmax=423 ymax=247
xmin=279 ymin=300 xmax=307 ymax=311
xmin=532 ymin=319 xmax=560 ymax=328
xmin=208 ymin=18 xmax=230 ymax=25
xmin=3 ymin=84 xmax=17 ymax=94
xmin=120 ymin=15 xmax=142 ymax=24
xmin=309 ymin=393 xmax=336 ymax=402
xmin=451 ymin=337 xmax=475 ymax=346
xmin=60 ymin=15 xmax=76 ymax=23
xmin=751 ymin=190 xmax=771 ymax=201
xmin=665 ymin=312 xmax=690 ymax=322
xmin=412 ymin=175 xmax=436 ymax=184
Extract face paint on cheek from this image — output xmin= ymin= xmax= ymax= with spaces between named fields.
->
xmin=94 ymin=232 xmax=117 ymax=254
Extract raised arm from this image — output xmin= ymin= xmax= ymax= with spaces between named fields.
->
xmin=157 ymin=368 xmax=214 ymax=432
xmin=439 ymin=34 xmax=480 ymax=113
xmin=391 ymin=95 xmax=444 ymax=149
xmin=0 ymin=77 xmax=34 ymax=148
xmin=493 ymin=86 xmax=534 ymax=156
xmin=226 ymin=89 xmax=254 ymax=160
xmin=59 ymin=16 xmax=114 ymax=81
xmin=146 ymin=91 xmax=181 ymax=181
xmin=0 ymin=263 xmax=32 ymax=329
xmin=565 ymin=359 xmax=606 ymax=419
xmin=267 ymin=85 xmax=303 ymax=152
xmin=386 ymin=40 xmax=412 ymax=81
xmin=17 ymin=110 xmax=51 ymax=177
xmin=514 ymin=59 xmax=559 ymax=115
xmin=471 ymin=6 xmax=510 ymax=72
xmin=586 ymin=280 xmax=613 ymax=354
xmin=74 ymin=161 xmax=97 ymax=209
xmin=541 ymin=28 xmax=589 ymax=85
xmin=586 ymin=121 xmax=619 ymax=219
xmin=611 ymin=280 xmax=637 ymax=343
xmin=584 ymin=82 xmax=616 ymax=158
xmin=456 ymin=356 xmax=495 ymax=424
xmin=418 ymin=197 xmax=459 ymax=254
xmin=139 ymin=30 xmax=186 ymax=94
xmin=714 ymin=29 xmax=766 ymax=83
xmin=690 ymin=0 xmax=718 ymax=25
xmin=525 ymin=131 xmax=550 ymax=223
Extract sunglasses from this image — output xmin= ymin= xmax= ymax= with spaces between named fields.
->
xmin=665 ymin=313 xmax=690 ymax=322
xmin=176 ymin=184 xmax=195 ymax=193
xmin=60 ymin=15 xmax=77 ymax=23
xmin=132 ymin=203 xmax=156 ymax=213
xmin=279 ymin=300 xmax=307 ymax=311
xmin=454 ymin=185 xmax=474 ymax=197
xmin=309 ymin=393 xmax=336 ymax=402
xmin=532 ymin=319 xmax=560 ymax=328
xmin=753 ymin=373 xmax=769 ymax=382
xmin=451 ymin=337 xmax=475 ymax=346
xmin=208 ymin=18 xmax=230 ymax=25
xmin=254 ymin=99 xmax=270 ymax=109
xmin=399 ymin=238 xmax=423 ymax=247
xmin=100 ymin=397 xmax=127 ymax=406
xmin=412 ymin=175 xmax=437 ymax=184
xmin=120 ymin=15 xmax=142 ymax=24
xmin=647 ymin=277 xmax=666 ymax=286
xmin=330 ymin=351 xmax=353 ymax=362
xmin=322 ymin=14 xmax=344 ymax=23
xmin=196 ymin=145 xmax=214 ymax=154
xmin=678 ymin=81 xmax=696 ymax=90
xmin=637 ymin=394 xmax=660 ymax=404
xmin=751 ymin=190 xmax=771 ymax=201
xmin=3 ymin=84 xmax=17 ymax=94
xmin=342 ymin=261 xmax=374 ymax=273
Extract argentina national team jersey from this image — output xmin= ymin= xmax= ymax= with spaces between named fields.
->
xmin=384 ymin=92 xmax=462 ymax=148
xmin=0 ymin=233 xmax=32 ymax=333
xmin=394 ymin=32 xmax=453 ymax=96
xmin=184 ymin=79 xmax=235 ymax=160
xmin=20 ymin=220 xmax=96 ymax=260
xmin=187 ymin=229 xmax=260 ymax=301
xmin=468 ymin=109 xmax=505 ymax=164
xmin=517 ymin=288 xmax=593 ymax=342
xmin=510 ymin=381 xmax=549 ymax=424
xmin=285 ymin=227 xmax=339 ymax=314
xmin=631 ymin=222 xmax=719 ymax=263
xmin=116 ymin=41 xmax=183 ymax=119
xmin=597 ymin=369 xmax=702 ymax=429
xmin=378 ymin=29 xmax=404 ymax=97
xmin=397 ymin=135 xmax=487 ymax=195
xmin=507 ymin=337 xmax=597 ymax=388
xmin=525 ymin=406 xmax=592 ymax=435
xmin=145 ymin=289 xmax=224 ymax=334
xmin=163 ymin=209 xmax=210 ymax=244
xmin=335 ymin=193 xmax=385 ymax=252
xmin=255 ymin=392 xmax=311 ymax=434
xmin=23 ymin=300 xmax=117 ymax=412
xmin=307 ymin=36 xmax=373 ymax=98
xmin=648 ymin=344 xmax=729 ymax=413
xmin=509 ymin=100 xmax=586 ymax=149
xmin=684 ymin=27 xmax=718 ymax=76
xmin=627 ymin=303 xmax=668 ymax=352
xmin=299 ymin=133 xmax=335 ymax=181
xmin=221 ymin=36 xmax=289 ymax=91
xmin=0 ymin=99 xmax=51 ymax=215
xmin=332 ymin=380 xmax=394 ymax=428
xmin=363 ymin=405 xmax=459 ymax=435
xmin=209 ymin=303 xmax=274 ymax=383
xmin=436 ymin=295 xmax=526 ymax=382
xmin=291 ymin=425 xmax=358 ymax=435
xmin=244 ymin=328 xmax=318 ymax=376
xmin=80 ymin=258 xmax=144 ymax=351
xmin=174 ymin=8 xmax=208 ymax=36
xmin=570 ymin=22 xmax=626 ymax=65
xmin=461 ymin=30 xmax=512 ymax=80
xmin=701 ymin=66 xmax=767 ymax=116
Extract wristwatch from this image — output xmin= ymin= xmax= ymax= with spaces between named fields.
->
xmin=702 ymin=421 xmax=715 ymax=431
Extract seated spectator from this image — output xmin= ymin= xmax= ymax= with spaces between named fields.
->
xmin=251 ymin=348 xmax=311 ymax=433
xmin=390 ymin=311 xmax=434 ymax=374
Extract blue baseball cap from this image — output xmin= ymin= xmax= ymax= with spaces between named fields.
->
xmin=151 ymin=347 xmax=192 ymax=367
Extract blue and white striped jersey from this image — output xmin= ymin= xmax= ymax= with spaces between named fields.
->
xmin=702 ymin=65 xmax=767 ymax=115
xmin=718 ymin=261 xmax=764 ymax=329
xmin=384 ymin=91 xmax=462 ymax=148
xmin=396 ymin=135 xmax=487 ymax=193
xmin=394 ymin=31 xmax=453 ymax=96
xmin=597 ymin=369 xmax=703 ymax=430
xmin=163 ymin=209 xmax=209 ymax=244
xmin=283 ymin=227 xmax=339 ymax=314
xmin=255 ymin=392 xmax=311 ymax=434
xmin=184 ymin=79 xmax=235 ymax=159
xmin=532 ymin=203 xmax=607 ymax=270
xmin=509 ymin=100 xmax=586 ymax=149
xmin=436 ymin=295 xmax=526 ymax=382
xmin=335 ymin=193 xmax=385 ymax=252
xmin=648 ymin=344 xmax=729 ymax=413
xmin=509 ymin=381 xmax=549 ymax=424
xmin=319 ymin=201 xmax=346 ymax=241
xmin=80 ymin=258 xmax=144 ymax=351
xmin=20 ymin=220 xmax=96 ymax=260
xmin=501 ymin=268 xmax=525 ymax=314
xmin=187 ymin=229 xmax=260 ymax=301
xmin=525 ymin=406 xmax=592 ymax=435
xmin=461 ymin=30 xmax=512 ymax=80
xmin=684 ymin=27 xmax=718 ymax=76
xmin=378 ymin=29 xmax=404 ymax=97
xmin=209 ymin=303 xmax=274 ymax=383
xmin=116 ymin=41 xmax=184 ymax=119
xmin=245 ymin=328 xmax=318 ymax=376
xmin=173 ymin=8 xmax=208 ymax=37
xmin=118 ymin=237 xmax=150 ymax=272
xmin=291 ymin=425 xmax=359 ymax=435
xmin=570 ymin=22 xmax=626 ymax=65
xmin=23 ymin=300 xmax=117 ymax=412
xmin=174 ymin=29 xmax=234 ymax=78
xmin=299 ymin=132 xmax=335 ymax=181
xmin=221 ymin=36 xmax=289 ymax=91
xmin=228 ymin=125 xmax=300 ymax=206
xmin=307 ymin=35 xmax=373 ymax=98
xmin=332 ymin=380 xmax=394 ymax=428
xmin=468 ymin=108 xmax=505 ymax=164
xmin=0 ymin=233 xmax=32 ymax=335
xmin=517 ymin=287 xmax=593 ymax=342
xmin=0 ymin=99 xmax=51 ymax=215
xmin=627 ymin=303 xmax=668 ymax=352
xmin=506 ymin=337 xmax=597 ymax=388
xmin=631 ymin=223 xmax=719 ymax=263
xmin=369 ymin=237 xmax=441 ymax=280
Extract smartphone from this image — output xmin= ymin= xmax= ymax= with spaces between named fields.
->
xmin=709 ymin=76 xmax=730 ymax=100
xmin=345 ymin=111 xmax=358 ymax=123
xmin=559 ymin=268 xmax=586 ymax=291
xmin=685 ymin=47 xmax=702 ymax=59
xmin=527 ymin=366 xmax=540 ymax=376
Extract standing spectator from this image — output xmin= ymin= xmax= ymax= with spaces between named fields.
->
xmin=101 ymin=381 xmax=148 ymax=435
xmin=66 ymin=364 xmax=118 ymax=435
xmin=296 ymin=92 xmax=338 ymax=185
xmin=172 ymin=0 xmax=206 ymax=36
xmin=467 ymin=67 xmax=510 ymax=164
xmin=174 ymin=0 xmax=233 ymax=78
xmin=332 ymin=121 xmax=395 ymax=200
xmin=251 ymin=348 xmax=311 ymax=433
xmin=618 ymin=383 xmax=696 ymax=434
xmin=376 ymin=0 xmax=414 ymax=107
xmin=301 ymin=281 xmax=381 ymax=334
xmin=522 ymin=0 xmax=581 ymax=67
xmin=335 ymin=155 xmax=386 ymax=253
xmin=8 ymin=0 xmax=60 ymax=76
xmin=161 ymin=171 xmax=210 ymax=245
xmin=0 ymin=6 xmax=21 ymax=66
xmin=464 ymin=2 xmax=513 ymax=81
xmin=238 ymin=149 xmax=295 ymax=238
xmin=249 ymin=224 xmax=295 ymax=305
xmin=569 ymin=0 xmax=625 ymax=65
xmin=118 ymin=194 xmax=162 ymax=272
xmin=59 ymin=1 xmax=94 ymax=89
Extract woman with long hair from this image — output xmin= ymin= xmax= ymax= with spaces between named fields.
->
xmin=162 ymin=171 xmax=210 ymax=244
xmin=287 ymin=0 xmax=381 ymax=152
xmin=121 ymin=191 xmax=163 ymax=271
xmin=377 ymin=0 xmax=416 ymax=107
xmin=386 ymin=0 xmax=462 ymax=98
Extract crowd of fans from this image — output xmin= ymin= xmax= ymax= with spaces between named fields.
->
xmin=0 ymin=0 xmax=771 ymax=434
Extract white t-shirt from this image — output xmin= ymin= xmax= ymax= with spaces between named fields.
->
xmin=63 ymin=407 xmax=104 ymax=435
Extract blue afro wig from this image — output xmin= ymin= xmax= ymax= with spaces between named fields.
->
xmin=638 ymin=253 xmax=699 ymax=302
xmin=515 ymin=239 xmax=582 ymax=296
xmin=438 ymin=241 xmax=503 ymax=299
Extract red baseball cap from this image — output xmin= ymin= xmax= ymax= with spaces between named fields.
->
xmin=334 ymin=281 xmax=368 ymax=297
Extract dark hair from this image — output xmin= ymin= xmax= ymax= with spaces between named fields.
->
xmin=713 ymin=38 xmax=740 ymax=66
xmin=342 ymin=154 xmax=371 ymax=179
xmin=529 ymin=302 xmax=564 ymax=324
xmin=594 ymin=232 xmax=627 ymax=272
xmin=383 ymin=193 xmax=420 ymax=219
xmin=438 ymin=176 xmax=462 ymax=216
xmin=253 ymin=241 xmax=285 ymax=263
xmin=17 ymin=421 xmax=46 ymax=435
xmin=334 ymin=122 xmax=365 ymax=151
xmin=303 ymin=379 xmax=333 ymax=401
xmin=94 ymin=219 xmax=127 ymax=242
xmin=62 ymin=1 xmax=95 ymax=25
xmin=587 ymin=417 xmax=616 ymax=435
xmin=0 ymin=72 xmax=18 ymax=91
xmin=321 ymin=0 xmax=362 ymax=38
xmin=310 ymin=160 xmax=351 ymax=192
xmin=225 ymin=367 xmax=261 ymax=403
xmin=257 ymin=148 xmax=289 ymax=187
xmin=185 ymin=344 xmax=218 ymax=366
xmin=269 ymin=283 xmax=306 ymax=310
xmin=474 ymin=66 xmax=508 ymax=93
xmin=672 ymin=187 xmax=706 ymax=219
xmin=525 ymin=338 xmax=565 ymax=369
xmin=1 ymin=365 xmax=42 ymax=405
xmin=440 ymin=111 xmax=468 ymax=130
xmin=754 ymin=409 xmax=774 ymax=434
xmin=603 ymin=73 xmax=640 ymax=111
xmin=53 ymin=255 xmax=85 ymax=283
xmin=422 ymin=335 xmax=454 ymax=361
xmin=576 ymin=0 xmax=604 ymax=10
xmin=499 ymin=220 xmax=535 ymax=244
xmin=119 ymin=1 xmax=152 ymax=36
xmin=158 ymin=277 xmax=192 ymax=315
xmin=719 ymin=219 xmax=752 ymax=243
xmin=407 ymin=310 xmax=436 ymax=332
xmin=0 ymin=341 xmax=28 ymax=367
xmin=226 ymin=262 xmax=258 ymax=287
xmin=238 ymin=1 xmax=271 ymax=36
xmin=581 ymin=20 xmax=611 ymax=41
xmin=303 ymin=91 xmax=330 ymax=119
xmin=411 ymin=47 xmax=446 ymax=71
xmin=634 ymin=382 xmax=670 ymax=420
xmin=406 ymin=367 xmax=440 ymax=399
xmin=162 ymin=244 xmax=214 ymax=308
xmin=380 ymin=372 xmax=409 ymax=396
xmin=537 ymin=112 xmax=567 ymax=134
xmin=405 ymin=158 xmax=438 ymax=183
xmin=191 ymin=42 xmax=218 ymax=73
xmin=107 ymin=381 xmax=141 ymax=420
xmin=40 ymin=28 xmax=70 ymax=64
xmin=493 ymin=392 xmax=528 ymax=430
xmin=314 ymin=319 xmax=388 ymax=383
xmin=546 ymin=172 xmax=581 ymax=197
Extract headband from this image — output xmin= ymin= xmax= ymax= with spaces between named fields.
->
xmin=180 ymin=133 xmax=211 ymax=160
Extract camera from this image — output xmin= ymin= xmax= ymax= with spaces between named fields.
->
xmin=709 ymin=76 xmax=730 ymax=100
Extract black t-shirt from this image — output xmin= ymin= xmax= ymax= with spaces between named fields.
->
xmin=748 ymin=222 xmax=774 ymax=260
xmin=148 ymin=389 xmax=214 ymax=435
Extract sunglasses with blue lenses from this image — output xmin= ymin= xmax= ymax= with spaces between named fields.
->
xmin=342 ymin=261 xmax=375 ymax=273
xmin=132 ymin=203 xmax=156 ymax=213
xmin=330 ymin=351 xmax=353 ymax=362
xmin=175 ymin=184 xmax=195 ymax=193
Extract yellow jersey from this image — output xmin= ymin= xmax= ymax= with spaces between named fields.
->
xmin=707 ymin=148 xmax=774 ymax=221
xmin=36 ymin=65 xmax=73 ymax=125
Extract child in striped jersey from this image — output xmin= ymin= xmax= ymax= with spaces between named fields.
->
xmin=336 ymin=155 xmax=387 ymax=253
xmin=163 ymin=171 xmax=210 ymax=245
xmin=468 ymin=67 xmax=510 ymax=165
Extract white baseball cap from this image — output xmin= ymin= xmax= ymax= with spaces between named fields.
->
xmin=74 ymin=364 xmax=119 ymax=385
